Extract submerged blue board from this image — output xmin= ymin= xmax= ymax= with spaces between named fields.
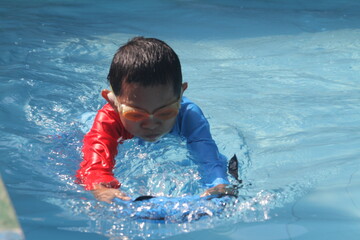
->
xmin=112 ymin=155 xmax=241 ymax=223
xmin=113 ymin=194 xmax=235 ymax=223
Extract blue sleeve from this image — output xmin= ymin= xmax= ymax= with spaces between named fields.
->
xmin=171 ymin=97 xmax=229 ymax=188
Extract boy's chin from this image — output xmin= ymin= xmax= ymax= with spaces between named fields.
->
xmin=141 ymin=134 xmax=163 ymax=142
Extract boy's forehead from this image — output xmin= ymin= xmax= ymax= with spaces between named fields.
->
xmin=121 ymin=82 xmax=173 ymax=94
xmin=118 ymin=82 xmax=177 ymax=103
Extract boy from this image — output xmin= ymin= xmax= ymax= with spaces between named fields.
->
xmin=76 ymin=37 xmax=233 ymax=203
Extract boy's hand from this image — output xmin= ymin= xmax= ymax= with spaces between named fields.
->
xmin=92 ymin=184 xmax=131 ymax=203
xmin=200 ymin=184 xmax=237 ymax=198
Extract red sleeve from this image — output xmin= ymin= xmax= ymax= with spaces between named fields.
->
xmin=75 ymin=104 xmax=133 ymax=190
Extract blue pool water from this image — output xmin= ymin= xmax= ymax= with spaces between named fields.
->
xmin=1 ymin=0 xmax=360 ymax=239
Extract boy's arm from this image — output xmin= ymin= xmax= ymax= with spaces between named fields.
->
xmin=77 ymin=128 xmax=119 ymax=190
xmin=76 ymin=104 xmax=133 ymax=191
xmin=179 ymin=101 xmax=230 ymax=188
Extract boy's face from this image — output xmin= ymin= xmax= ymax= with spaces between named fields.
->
xmin=116 ymin=82 xmax=186 ymax=142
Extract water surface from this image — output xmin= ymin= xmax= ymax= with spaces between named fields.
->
xmin=1 ymin=0 xmax=360 ymax=239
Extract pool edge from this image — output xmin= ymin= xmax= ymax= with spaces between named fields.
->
xmin=0 ymin=175 xmax=24 ymax=240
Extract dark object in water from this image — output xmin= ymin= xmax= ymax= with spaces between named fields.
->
xmin=228 ymin=154 xmax=242 ymax=184
xmin=134 ymin=195 xmax=156 ymax=202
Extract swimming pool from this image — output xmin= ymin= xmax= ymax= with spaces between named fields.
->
xmin=1 ymin=0 xmax=360 ymax=239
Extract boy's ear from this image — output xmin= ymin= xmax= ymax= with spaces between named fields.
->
xmin=182 ymin=82 xmax=188 ymax=92
xmin=101 ymin=89 xmax=118 ymax=112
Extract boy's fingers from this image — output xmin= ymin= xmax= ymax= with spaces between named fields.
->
xmin=200 ymin=192 xmax=210 ymax=197
xmin=115 ymin=191 xmax=131 ymax=201
xmin=93 ymin=192 xmax=112 ymax=203
xmin=102 ymin=198 xmax=113 ymax=204
xmin=200 ymin=184 xmax=238 ymax=198
xmin=93 ymin=185 xmax=131 ymax=202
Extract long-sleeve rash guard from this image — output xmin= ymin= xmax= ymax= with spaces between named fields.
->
xmin=76 ymin=96 xmax=229 ymax=190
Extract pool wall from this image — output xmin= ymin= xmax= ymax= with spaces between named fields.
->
xmin=0 ymin=175 xmax=24 ymax=240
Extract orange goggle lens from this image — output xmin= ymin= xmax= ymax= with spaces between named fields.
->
xmin=120 ymin=101 xmax=180 ymax=122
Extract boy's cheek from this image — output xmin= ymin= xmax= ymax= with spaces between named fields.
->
xmin=121 ymin=120 xmax=140 ymax=135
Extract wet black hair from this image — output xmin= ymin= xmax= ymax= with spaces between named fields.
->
xmin=107 ymin=37 xmax=183 ymax=97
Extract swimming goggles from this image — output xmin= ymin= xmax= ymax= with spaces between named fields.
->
xmin=118 ymin=98 xmax=181 ymax=122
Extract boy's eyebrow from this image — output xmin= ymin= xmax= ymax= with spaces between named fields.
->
xmin=121 ymin=97 xmax=179 ymax=112
xmin=154 ymin=97 xmax=179 ymax=110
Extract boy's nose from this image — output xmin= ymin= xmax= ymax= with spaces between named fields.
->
xmin=140 ymin=118 xmax=160 ymax=130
